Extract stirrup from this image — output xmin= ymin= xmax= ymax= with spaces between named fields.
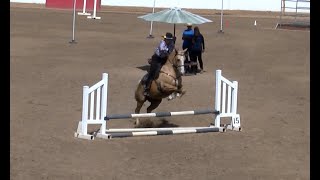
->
xmin=144 ymin=92 xmax=150 ymax=96
xmin=143 ymin=88 xmax=150 ymax=96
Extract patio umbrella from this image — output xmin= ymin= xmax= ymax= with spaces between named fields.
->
xmin=138 ymin=7 xmax=213 ymax=36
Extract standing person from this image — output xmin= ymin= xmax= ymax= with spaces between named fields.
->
xmin=190 ymin=26 xmax=205 ymax=74
xmin=182 ymin=23 xmax=194 ymax=74
xmin=144 ymin=32 xmax=175 ymax=96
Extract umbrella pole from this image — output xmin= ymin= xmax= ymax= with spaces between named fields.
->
xmin=147 ymin=0 xmax=156 ymax=38
xmin=218 ymin=0 xmax=224 ymax=33
xmin=173 ymin=24 xmax=177 ymax=44
xmin=148 ymin=21 xmax=154 ymax=38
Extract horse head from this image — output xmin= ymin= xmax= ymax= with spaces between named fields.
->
xmin=169 ymin=48 xmax=187 ymax=75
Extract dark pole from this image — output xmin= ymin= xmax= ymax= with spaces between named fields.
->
xmin=218 ymin=0 xmax=224 ymax=33
xmin=70 ymin=0 xmax=77 ymax=44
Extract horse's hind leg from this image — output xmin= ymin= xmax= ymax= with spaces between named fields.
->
xmin=147 ymin=99 xmax=162 ymax=113
xmin=134 ymin=82 xmax=147 ymax=126
xmin=135 ymin=100 xmax=144 ymax=114
xmin=135 ymin=100 xmax=145 ymax=126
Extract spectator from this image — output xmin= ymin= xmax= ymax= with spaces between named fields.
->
xmin=182 ymin=23 xmax=194 ymax=74
xmin=190 ymin=26 xmax=205 ymax=74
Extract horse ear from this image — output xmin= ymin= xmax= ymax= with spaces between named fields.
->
xmin=183 ymin=48 xmax=188 ymax=53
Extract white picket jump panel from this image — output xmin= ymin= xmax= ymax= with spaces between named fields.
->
xmin=76 ymin=73 xmax=108 ymax=139
xmin=214 ymin=70 xmax=240 ymax=129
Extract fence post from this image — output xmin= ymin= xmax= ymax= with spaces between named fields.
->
xmin=214 ymin=70 xmax=222 ymax=127
xmin=100 ymin=73 xmax=108 ymax=134
xmin=81 ymin=86 xmax=89 ymax=135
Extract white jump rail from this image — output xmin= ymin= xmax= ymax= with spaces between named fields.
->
xmin=74 ymin=69 xmax=241 ymax=140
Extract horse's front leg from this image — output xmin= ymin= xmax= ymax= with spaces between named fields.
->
xmin=160 ymin=82 xmax=178 ymax=92
xmin=147 ymin=99 xmax=162 ymax=113
xmin=176 ymin=87 xmax=186 ymax=98
xmin=160 ymin=82 xmax=186 ymax=100
xmin=176 ymin=76 xmax=186 ymax=97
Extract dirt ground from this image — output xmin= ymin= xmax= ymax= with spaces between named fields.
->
xmin=10 ymin=4 xmax=310 ymax=180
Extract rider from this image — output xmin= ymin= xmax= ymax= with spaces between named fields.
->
xmin=144 ymin=32 xmax=175 ymax=96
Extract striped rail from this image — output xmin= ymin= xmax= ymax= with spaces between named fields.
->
xmin=104 ymin=109 xmax=219 ymax=120
xmin=104 ymin=127 xmax=224 ymax=139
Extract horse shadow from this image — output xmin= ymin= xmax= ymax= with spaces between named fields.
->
xmin=156 ymin=119 xmax=179 ymax=128
xmin=136 ymin=65 xmax=150 ymax=72
xmin=135 ymin=118 xmax=179 ymax=128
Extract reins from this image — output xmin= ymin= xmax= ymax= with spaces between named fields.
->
xmin=160 ymin=52 xmax=183 ymax=80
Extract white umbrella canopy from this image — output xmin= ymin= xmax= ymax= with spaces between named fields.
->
xmin=138 ymin=7 xmax=213 ymax=36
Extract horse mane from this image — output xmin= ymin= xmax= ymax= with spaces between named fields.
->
xmin=167 ymin=48 xmax=178 ymax=64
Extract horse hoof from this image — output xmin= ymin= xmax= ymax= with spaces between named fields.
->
xmin=179 ymin=90 xmax=186 ymax=98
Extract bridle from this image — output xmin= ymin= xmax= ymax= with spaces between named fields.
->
xmin=171 ymin=52 xmax=185 ymax=69
xmin=162 ymin=51 xmax=185 ymax=80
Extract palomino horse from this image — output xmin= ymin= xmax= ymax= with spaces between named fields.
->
xmin=134 ymin=48 xmax=187 ymax=126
